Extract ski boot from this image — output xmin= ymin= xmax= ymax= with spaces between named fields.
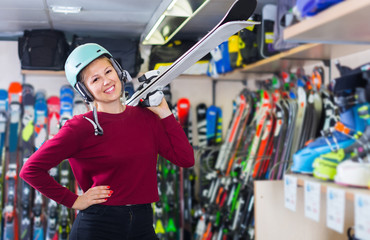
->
xmin=291 ymin=89 xmax=368 ymax=174
xmin=313 ymin=104 xmax=370 ymax=180
xmin=312 ymin=148 xmax=345 ymax=181
xmin=334 ymin=105 xmax=370 ymax=187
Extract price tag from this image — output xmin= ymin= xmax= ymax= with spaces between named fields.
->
xmin=284 ymin=175 xmax=297 ymax=211
xmin=355 ymin=194 xmax=370 ymax=240
xmin=326 ymin=187 xmax=345 ymax=233
xmin=304 ymin=181 xmax=321 ymax=222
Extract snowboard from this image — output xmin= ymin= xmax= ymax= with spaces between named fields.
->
xmin=127 ymin=0 xmax=257 ymax=106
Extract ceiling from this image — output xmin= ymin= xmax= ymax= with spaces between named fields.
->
xmin=0 ymin=0 xmax=273 ymax=43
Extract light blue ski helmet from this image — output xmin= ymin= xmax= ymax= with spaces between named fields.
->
xmin=65 ymin=43 xmax=112 ymax=89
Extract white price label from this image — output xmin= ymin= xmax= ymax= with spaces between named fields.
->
xmin=326 ymin=187 xmax=345 ymax=233
xmin=355 ymin=194 xmax=370 ymax=240
xmin=304 ymin=181 xmax=321 ymax=222
xmin=284 ymin=175 xmax=297 ymax=211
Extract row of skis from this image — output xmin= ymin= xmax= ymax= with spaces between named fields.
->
xmin=152 ymin=63 xmax=370 ymax=240
xmin=0 ymin=62 xmax=369 ymax=240
xmin=0 ymin=82 xmax=89 ymax=240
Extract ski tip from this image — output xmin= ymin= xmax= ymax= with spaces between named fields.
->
xmin=223 ymin=0 xmax=257 ymax=23
xmin=0 ymin=89 xmax=7 ymax=100
xmin=8 ymin=81 xmax=22 ymax=103
xmin=35 ymin=90 xmax=47 ymax=101
xmin=8 ymin=81 xmax=22 ymax=94
xmin=47 ymin=96 xmax=61 ymax=105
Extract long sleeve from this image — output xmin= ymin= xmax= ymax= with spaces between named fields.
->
xmin=156 ymin=114 xmax=195 ymax=168
xmin=19 ymin=120 xmax=80 ymax=208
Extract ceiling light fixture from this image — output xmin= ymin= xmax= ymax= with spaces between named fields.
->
xmin=50 ymin=6 xmax=82 ymax=14
xmin=142 ymin=0 xmax=210 ymax=45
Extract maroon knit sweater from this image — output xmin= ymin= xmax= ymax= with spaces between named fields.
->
xmin=20 ymin=106 xmax=194 ymax=208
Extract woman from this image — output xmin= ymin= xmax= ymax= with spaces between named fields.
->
xmin=20 ymin=43 xmax=195 ymax=239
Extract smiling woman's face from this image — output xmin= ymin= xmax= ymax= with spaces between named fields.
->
xmin=81 ymin=57 xmax=122 ymax=105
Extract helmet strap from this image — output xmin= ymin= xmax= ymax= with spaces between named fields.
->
xmin=82 ymin=104 xmax=104 ymax=136
xmin=92 ymin=105 xmax=104 ymax=135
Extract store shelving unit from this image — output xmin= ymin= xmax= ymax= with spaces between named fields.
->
xmin=21 ymin=70 xmax=65 ymax=75
xmin=238 ymin=43 xmax=370 ymax=74
xmin=284 ymin=0 xmax=370 ymax=44
xmin=227 ymin=0 xmax=370 ymax=74
xmin=289 ymin=173 xmax=370 ymax=201
xmin=254 ymin=174 xmax=369 ymax=240
xmin=253 ymin=1 xmax=370 ymax=239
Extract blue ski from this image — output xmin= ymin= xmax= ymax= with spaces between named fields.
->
xmin=59 ymin=85 xmax=74 ymax=240
xmin=33 ymin=90 xmax=48 ymax=240
xmin=3 ymin=82 xmax=22 ymax=240
xmin=0 ymin=89 xmax=8 ymax=238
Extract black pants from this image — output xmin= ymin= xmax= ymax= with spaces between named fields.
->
xmin=70 ymin=204 xmax=159 ymax=240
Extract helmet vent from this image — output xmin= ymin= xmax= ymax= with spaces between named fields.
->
xmin=97 ymin=49 xmax=101 ymax=53
xmin=76 ymin=63 xmax=81 ymax=68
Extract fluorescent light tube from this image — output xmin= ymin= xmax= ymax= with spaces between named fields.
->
xmin=142 ymin=0 xmax=210 ymax=45
xmin=50 ymin=6 xmax=82 ymax=14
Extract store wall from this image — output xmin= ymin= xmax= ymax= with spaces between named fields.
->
xmin=1 ymin=40 xmax=370 ymax=143
xmin=0 ymin=41 xmax=23 ymax=90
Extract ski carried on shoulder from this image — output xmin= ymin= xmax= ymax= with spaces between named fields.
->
xmin=127 ymin=0 xmax=257 ymax=106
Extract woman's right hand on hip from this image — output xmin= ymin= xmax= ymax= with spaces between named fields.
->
xmin=72 ymin=185 xmax=113 ymax=210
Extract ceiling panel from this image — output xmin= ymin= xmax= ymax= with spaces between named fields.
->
xmin=53 ymin=22 xmax=146 ymax=39
xmin=0 ymin=9 xmax=48 ymax=21
xmin=50 ymin=9 xmax=151 ymax=38
xmin=50 ymin=11 xmax=151 ymax=23
xmin=47 ymin=0 xmax=162 ymax=12
xmin=0 ymin=22 xmax=50 ymax=33
xmin=0 ymin=0 xmax=264 ymax=41
xmin=0 ymin=0 xmax=44 ymax=9
xmin=0 ymin=8 xmax=49 ymax=33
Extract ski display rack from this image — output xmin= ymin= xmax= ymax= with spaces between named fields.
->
xmin=0 ymin=83 xmax=85 ymax=239
xmin=250 ymin=1 xmax=370 ymax=239
xmin=189 ymin=65 xmax=346 ymax=239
